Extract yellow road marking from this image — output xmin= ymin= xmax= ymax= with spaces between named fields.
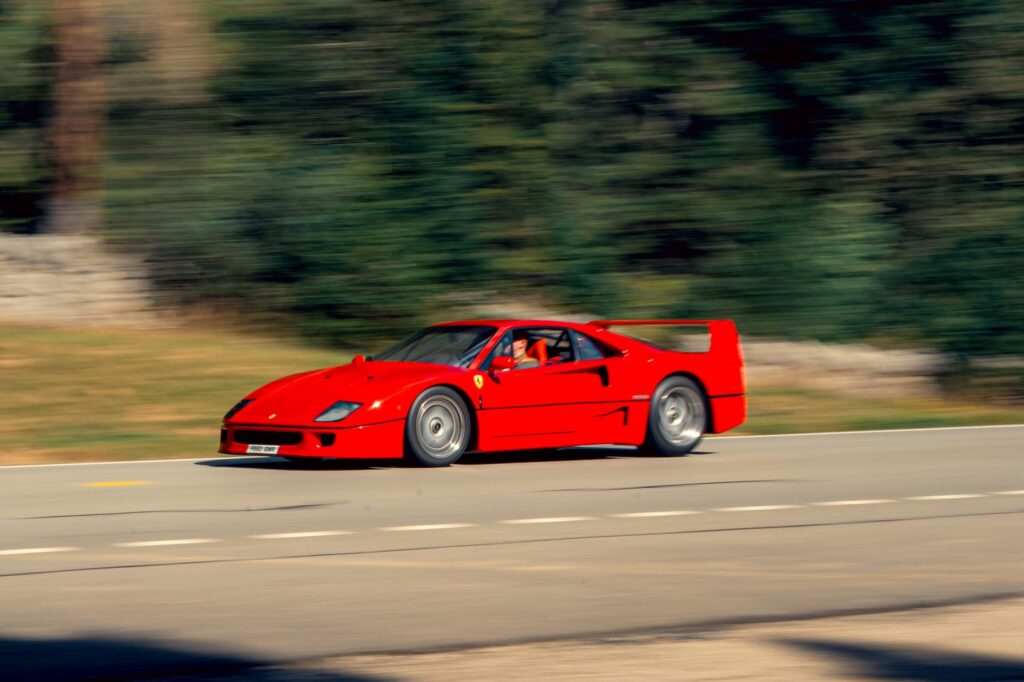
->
xmin=78 ymin=480 xmax=154 ymax=488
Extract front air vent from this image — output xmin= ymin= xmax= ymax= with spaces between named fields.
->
xmin=317 ymin=433 xmax=336 ymax=447
xmin=233 ymin=430 xmax=303 ymax=446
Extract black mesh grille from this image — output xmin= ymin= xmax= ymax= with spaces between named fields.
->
xmin=233 ymin=429 xmax=303 ymax=446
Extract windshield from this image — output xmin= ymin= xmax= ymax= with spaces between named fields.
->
xmin=373 ymin=325 xmax=497 ymax=368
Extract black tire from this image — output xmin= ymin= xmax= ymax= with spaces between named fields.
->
xmin=643 ymin=376 xmax=708 ymax=456
xmin=405 ymin=386 xmax=471 ymax=467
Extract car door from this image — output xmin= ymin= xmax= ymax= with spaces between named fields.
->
xmin=558 ymin=330 xmax=642 ymax=443
xmin=474 ymin=327 xmax=636 ymax=450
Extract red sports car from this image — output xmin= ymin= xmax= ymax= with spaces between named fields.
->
xmin=219 ymin=319 xmax=746 ymax=466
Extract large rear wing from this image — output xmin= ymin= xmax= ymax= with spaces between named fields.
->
xmin=589 ymin=319 xmax=740 ymax=356
xmin=593 ymin=319 xmax=737 ymax=350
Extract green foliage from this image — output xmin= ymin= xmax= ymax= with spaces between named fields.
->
xmin=7 ymin=0 xmax=1024 ymax=382
xmin=0 ymin=0 xmax=50 ymax=233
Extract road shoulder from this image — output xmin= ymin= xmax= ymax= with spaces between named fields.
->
xmin=263 ymin=597 xmax=1024 ymax=681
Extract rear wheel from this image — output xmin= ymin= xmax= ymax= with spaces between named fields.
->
xmin=644 ymin=376 xmax=707 ymax=456
xmin=405 ymin=387 xmax=471 ymax=467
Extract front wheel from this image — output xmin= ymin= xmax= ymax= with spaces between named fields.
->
xmin=644 ymin=376 xmax=708 ymax=456
xmin=405 ymin=387 xmax=471 ymax=467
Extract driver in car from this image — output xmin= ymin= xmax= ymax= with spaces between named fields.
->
xmin=512 ymin=330 xmax=539 ymax=368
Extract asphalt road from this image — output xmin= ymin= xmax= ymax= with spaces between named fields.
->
xmin=1 ymin=425 xmax=1022 ymax=680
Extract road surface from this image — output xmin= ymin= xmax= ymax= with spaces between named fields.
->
xmin=1 ymin=425 xmax=1021 ymax=679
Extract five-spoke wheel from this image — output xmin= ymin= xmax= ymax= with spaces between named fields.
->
xmin=405 ymin=386 xmax=471 ymax=466
xmin=644 ymin=376 xmax=707 ymax=456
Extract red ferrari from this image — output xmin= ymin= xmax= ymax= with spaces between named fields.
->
xmin=219 ymin=320 xmax=746 ymax=466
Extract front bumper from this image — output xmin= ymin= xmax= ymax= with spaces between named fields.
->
xmin=219 ymin=419 xmax=406 ymax=459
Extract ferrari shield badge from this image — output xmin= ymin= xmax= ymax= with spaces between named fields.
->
xmin=474 ymin=374 xmax=484 ymax=389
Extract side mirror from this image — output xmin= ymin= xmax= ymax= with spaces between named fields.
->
xmin=489 ymin=356 xmax=516 ymax=374
xmin=352 ymin=354 xmax=366 ymax=364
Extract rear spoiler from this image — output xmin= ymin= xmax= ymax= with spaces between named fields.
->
xmin=589 ymin=319 xmax=741 ymax=357
xmin=590 ymin=319 xmax=722 ymax=328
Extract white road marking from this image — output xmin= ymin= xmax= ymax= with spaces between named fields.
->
xmin=0 ymin=546 xmax=79 ymax=556
xmin=250 ymin=531 xmax=353 ymax=539
xmin=711 ymin=423 xmax=1022 ymax=440
xmin=4 ymin=424 xmax=1021 ymax=468
xmin=610 ymin=511 xmax=702 ymax=518
xmin=501 ymin=516 xmax=596 ymax=525
xmin=114 ymin=538 xmax=220 ymax=547
xmin=714 ymin=505 xmax=802 ymax=512
xmin=906 ymin=494 xmax=987 ymax=501
xmin=3 ymin=483 xmax=1013 ymax=556
xmin=380 ymin=524 xmax=478 ymax=532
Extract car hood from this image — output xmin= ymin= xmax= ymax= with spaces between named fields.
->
xmin=228 ymin=361 xmax=464 ymax=427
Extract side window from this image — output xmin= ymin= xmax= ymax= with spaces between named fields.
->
xmin=528 ymin=328 xmax=574 ymax=364
xmin=482 ymin=328 xmax=576 ymax=369
xmin=481 ymin=331 xmax=513 ymax=371
xmin=574 ymin=332 xmax=612 ymax=360
xmin=545 ymin=329 xmax=574 ymax=363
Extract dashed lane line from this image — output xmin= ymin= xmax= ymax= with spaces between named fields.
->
xmin=381 ymin=524 xmax=479 ymax=532
xmin=715 ymin=505 xmax=802 ymax=512
xmin=2 ymin=489 xmax=1018 ymax=558
xmin=114 ymin=538 xmax=220 ymax=548
xmin=610 ymin=511 xmax=702 ymax=518
xmin=907 ymin=494 xmax=987 ymax=501
xmin=501 ymin=516 xmax=597 ymax=525
xmin=250 ymin=531 xmax=353 ymax=539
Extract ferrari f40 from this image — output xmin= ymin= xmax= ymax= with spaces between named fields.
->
xmin=219 ymin=320 xmax=746 ymax=466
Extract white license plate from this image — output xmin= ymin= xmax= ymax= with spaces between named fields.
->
xmin=246 ymin=444 xmax=280 ymax=455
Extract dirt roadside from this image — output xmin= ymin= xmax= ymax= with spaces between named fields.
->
xmin=242 ymin=597 xmax=1024 ymax=681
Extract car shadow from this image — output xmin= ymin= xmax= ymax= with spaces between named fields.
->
xmin=196 ymin=447 xmax=717 ymax=470
xmin=0 ymin=632 xmax=388 ymax=681
xmin=457 ymin=446 xmax=716 ymax=465
xmin=775 ymin=637 xmax=1024 ymax=681
xmin=196 ymin=456 xmax=398 ymax=471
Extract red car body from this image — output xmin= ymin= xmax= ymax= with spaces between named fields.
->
xmin=219 ymin=319 xmax=746 ymax=461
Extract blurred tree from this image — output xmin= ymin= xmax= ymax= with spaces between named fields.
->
xmin=43 ymin=0 xmax=107 ymax=234
xmin=83 ymin=0 xmax=1023 ymax=383
xmin=0 ymin=0 xmax=50 ymax=233
xmin=107 ymin=0 xmax=567 ymax=343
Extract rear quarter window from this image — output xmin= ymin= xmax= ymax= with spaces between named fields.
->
xmin=574 ymin=333 xmax=617 ymax=360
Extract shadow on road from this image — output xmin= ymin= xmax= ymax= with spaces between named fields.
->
xmin=196 ymin=447 xmax=716 ymax=471
xmin=777 ymin=637 xmax=1024 ymax=681
xmin=0 ymin=632 xmax=387 ymax=681
xmin=196 ymin=457 xmax=398 ymax=471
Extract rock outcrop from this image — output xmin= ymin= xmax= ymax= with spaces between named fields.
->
xmin=0 ymin=234 xmax=157 ymax=327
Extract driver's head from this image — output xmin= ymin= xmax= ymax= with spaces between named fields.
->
xmin=512 ymin=330 xmax=529 ymax=357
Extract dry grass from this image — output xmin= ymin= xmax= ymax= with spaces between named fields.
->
xmin=0 ymin=323 xmax=343 ymax=464
xmin=741 ymin=385 xmax=1023 ymax=435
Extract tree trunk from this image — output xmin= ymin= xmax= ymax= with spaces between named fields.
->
xmin=43 ymin=0 xmax=107 ymax=235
